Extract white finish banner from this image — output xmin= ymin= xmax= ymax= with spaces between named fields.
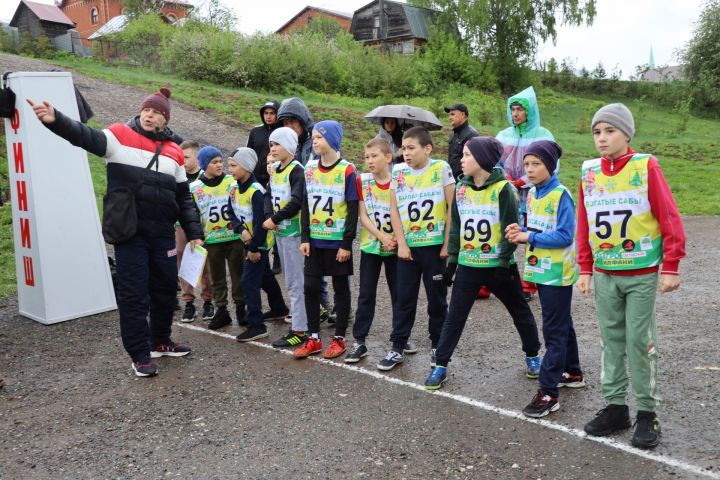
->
xmin=3 ymin=72 xmax=116 ymax=324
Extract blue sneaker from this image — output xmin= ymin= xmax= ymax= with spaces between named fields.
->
xmin=525 ymin=355 xmax=542 ymax=379
xmin=424 ymin=366 xmax=447 ymax=390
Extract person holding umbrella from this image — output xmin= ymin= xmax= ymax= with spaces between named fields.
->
xmin=376 ymin=117 xmax=404 ymax=164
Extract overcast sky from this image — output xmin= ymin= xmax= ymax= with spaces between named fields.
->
xmin=1 ymin=0 xmax=705 ymax=78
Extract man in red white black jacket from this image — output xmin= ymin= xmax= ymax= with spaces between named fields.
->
xmin=28 ymin=88 xmax=204 ymax=378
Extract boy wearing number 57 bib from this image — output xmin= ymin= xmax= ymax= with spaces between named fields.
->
xmin=377 ymin=127 xmax=456 ymax=371
xmin=295 ymin=121 xmax=359 ymax=360
xmin=577 ymin=104 xmax=686 ymax=449
xmin=191 ymin=146 xmax=246 ymax=330
xmin=506 ymin=140 xmax=583 ymax=419
xmin=424 ymin=137 xmax=541 ymax=389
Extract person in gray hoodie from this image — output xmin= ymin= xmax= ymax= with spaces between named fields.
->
xmin=277 ymin=97 xmax=315 ymax=166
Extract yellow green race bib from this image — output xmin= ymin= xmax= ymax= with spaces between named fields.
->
xmin=269 ymin=160 xmax=302 ymax=237
xmin=305 ymin=159 xmax=351 ymax=241
xmin=229 ymin=181 xmax=274 ymax=251
xmin=360 ymin=172 xmax=396 ymax=256
xmin=190 ymin=175 xmax=240 ymax=244
xmin=524 ymin=185 xmax=577 ymax=285
xmin=581 ymin=154 xmax=662 ymax=270
xmin=393 ymin=160 xmax=448 ymax=247
xmin=456 ymin=180 xmax=514 ymax=267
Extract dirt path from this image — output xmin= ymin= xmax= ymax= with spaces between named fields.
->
xmin=0 ymin=53 xmax=250 ymax=153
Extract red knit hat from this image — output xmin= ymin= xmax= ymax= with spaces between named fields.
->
xmin=140 ymin=87 xmax=172 ymax=122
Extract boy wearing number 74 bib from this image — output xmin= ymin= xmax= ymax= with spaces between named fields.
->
xmin=295 ymin=121 xmax=359 ymax=359
xmin=576 ymin=104 xmax=685 ymax=449
xmin=377 ymin=127 xmax=456 ymax=371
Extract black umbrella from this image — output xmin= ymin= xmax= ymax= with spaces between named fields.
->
xmin=365 ymin=104 xmax=443 ymax=131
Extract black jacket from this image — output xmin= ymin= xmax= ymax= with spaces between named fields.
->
xmin=447 ymin=121 xmax=479 ymax=179
xmin=246 ymin=123 xmax=276 ymax=186
xmin=45 ymin=110 xmax=204 ymax=240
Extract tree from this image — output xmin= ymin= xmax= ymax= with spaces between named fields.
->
xmin=121 ymin=0 xmax=165 ymax=19
xmin=682 ymin=0 xmax=720 ymax=113
xmin=409 ymin=0 xmax=596 ymax=93
xmin=191 ymin=0 xmax=237 ymax=30
xmin=300 ymin=16 xmax=345 ymax=39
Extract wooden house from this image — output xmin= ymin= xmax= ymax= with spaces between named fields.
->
xmin=276 ymin=5 xmax=352 ymax=35
xmin=350 ymin=0 xmax=440 ymax=54
xmin=9 ymin=0 xmax=75 ymax=41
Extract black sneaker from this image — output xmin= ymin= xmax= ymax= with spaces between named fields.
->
xmin=272 ymin=331 xmax=308 ymax=348
xmin=558 ymin=372 xmax=586 ymax=388
xmin=208 ymin=306 xmax=232 ymax=330
xmin=327 ymin=309 xmax=337 ymax=325
xmin=181 ymin=303 xmax=196 ymax=323
xmin=236 ymin=306 xmax=248 ymax=327
xmin=584 ymin=404 xmax=631 ymax=436
xmin=263 ymin=308 xmax=290 ymax=322
xmin=377 ymin=350 xmax=403 ymax=371
xmin=522 ymin=390 xmax=560 ymax=418
xmin=131 ymin=358 xmax=158 ymax=377
xmin=202 ymin=300 xmax=214 ymax=320
xmin=403 ymin=341 xmax=419 ymax=354
xmin=345 ymin=343 xmax=368 ymax=363
xmin=632 ymin=411 xmax=661 ymax=449
xmin=236 ymin=325 xmax=269 ymax=342
xmin=271 ymin=252 xmax=282 ymax=274
xmin=151 ymin=341 xmax=191 ymax=358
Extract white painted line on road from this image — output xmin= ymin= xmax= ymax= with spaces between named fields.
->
xmin=694 ymin=366 xmax=720 ymax=371
xmin=176 ymin=322 xmax=719 ymax=479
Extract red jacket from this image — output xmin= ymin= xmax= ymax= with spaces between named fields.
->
xmin=577 ymin=148 xmax=686 ymax=276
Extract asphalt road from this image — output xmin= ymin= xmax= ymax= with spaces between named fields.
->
xmin=1 ymin=217 xmax=718 ymax=479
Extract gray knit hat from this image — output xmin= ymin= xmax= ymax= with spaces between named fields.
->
xmin=269 ymin=126 xmax=298 ymax=157
xmin=229 ymin=147 xmax=258 ymax=173
xmin=591 ymin=103 xmax=635 ymax=141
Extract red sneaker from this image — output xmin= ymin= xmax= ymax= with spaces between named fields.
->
xmin=323 ymin=337 xmax=347 ymax=359
xmin=476 ymin=286 xmax=491 ymax=299
xmin=293 ymin=337 xmax=323 ymax=358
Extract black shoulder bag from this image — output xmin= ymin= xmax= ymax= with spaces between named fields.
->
xmin=102 ymin=144 xmax=163 ymax=244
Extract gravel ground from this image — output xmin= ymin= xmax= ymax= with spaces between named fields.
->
xmin=1 ymin=54 xmax=718 ymax=479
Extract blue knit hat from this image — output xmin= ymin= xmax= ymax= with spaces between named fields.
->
xmin=197 ymin=145 xmax=223 ymax=171
xmin=314 ymin=120 xmax=343 ymax=152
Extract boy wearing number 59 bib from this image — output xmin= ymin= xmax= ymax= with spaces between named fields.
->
xmin=577 ymin=104 xmax=686 ymax=449
xmin=423 ymin=137 xmax=541 ymax=389
xmin=191 ymin=146 xmax=246 ymax=330
xmin=377 ymin=127 xmax=456 ymax=371
xmin=295 ymin=121 xmax=359 ymax=359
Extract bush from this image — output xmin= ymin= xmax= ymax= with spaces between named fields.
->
xmin=115 ymin=13 xmax=173 ymax=67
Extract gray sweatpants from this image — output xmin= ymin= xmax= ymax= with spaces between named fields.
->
xmin=276 ymin=235 xmax=308 ymax=332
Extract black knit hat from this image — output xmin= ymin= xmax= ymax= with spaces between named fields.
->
xmin=466 ymin=137 xmax=504 ymax=173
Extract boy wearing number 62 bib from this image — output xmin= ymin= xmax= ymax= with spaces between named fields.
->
xmin=577 ymin=104 xmax=685 ymax=449
xmin=506 ymin=140 xmax=584 ymax=418
xmin=424 ymin=137 xmax=541 ymax=389
xmin=295 ymin=121 xmax=359 ymax=359
xmin=192 ymin=146 xmax=246 ymax=330
xmin=377 ymin=127 xmax=456 ymax=371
